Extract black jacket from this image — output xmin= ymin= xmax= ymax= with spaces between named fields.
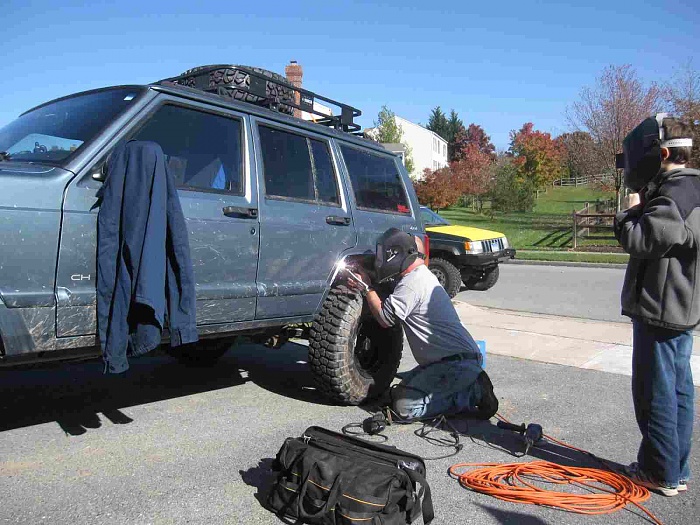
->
xmin=97 ymin=140 xmax=198 ymax=373
xmin=615 ymin=168 xmax=700 ymax=330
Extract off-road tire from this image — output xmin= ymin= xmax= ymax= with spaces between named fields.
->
xmin=176 ymin=65 xmax=295 ymax=115
xmin=167 ymin=337 xmax=236 ymax=367
xmin=429 ymin=257 xmax=462 ymax=298
xmin=464 ymin=265 xmax=499 ymax=292
xmin=309 ymin=285 xmax=403 ymax=405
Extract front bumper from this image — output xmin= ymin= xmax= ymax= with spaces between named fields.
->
xmin=456 ymin=248 xmax=516 ymax=267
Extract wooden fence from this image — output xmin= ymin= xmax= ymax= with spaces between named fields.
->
xmin=572 ymin=200 xmax=615 ymax=249
xmin=554 ymin=173 xmax=616 ymax=187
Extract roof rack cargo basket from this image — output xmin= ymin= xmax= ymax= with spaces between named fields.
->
xmin=158 ymin=65 xmax=362 ymax=134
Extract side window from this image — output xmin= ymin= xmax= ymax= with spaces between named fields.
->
xmin=258 ymin=125 xmax=340 ymax=205
xmin=340 ymin=145 xmax=411 ymax=214
xmin=131 ymin=105 xmax=243 ymax=194
xmin=310 ymin=139 xmax=339 ymax=205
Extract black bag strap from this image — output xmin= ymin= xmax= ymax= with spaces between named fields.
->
xmin=296 ymin=472 xmax=344 ymax=520
xmin=403 ymin=467 xmax=434 ymax=524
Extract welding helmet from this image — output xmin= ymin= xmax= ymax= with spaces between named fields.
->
xmin=374 ymin=228 xmax=420 ymax=283
xmin=616 ymin=113 xmax=694 ymax=192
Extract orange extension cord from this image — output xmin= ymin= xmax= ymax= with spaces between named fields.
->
xmin=448 ymin=414 xmax=663 ymax=525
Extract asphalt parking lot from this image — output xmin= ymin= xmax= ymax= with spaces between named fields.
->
xmin=1 ymin=329 xmax=698 ymax=525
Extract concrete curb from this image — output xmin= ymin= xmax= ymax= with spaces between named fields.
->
xmin=506 ymin=258 xmax=627 ymax=269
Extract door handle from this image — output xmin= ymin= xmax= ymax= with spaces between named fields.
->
xmin=223 ymin=206 xmax=258 ymax=219
xmin=326 ymin=215 xmax=351 ymax=226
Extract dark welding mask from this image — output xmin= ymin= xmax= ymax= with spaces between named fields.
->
xmin=374 ymin=228 xmax=420 ymax=283
xmin=616 ymin=113 xmax=694 ymax=192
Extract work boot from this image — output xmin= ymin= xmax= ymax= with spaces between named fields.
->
xmin=474 ymin=371 xmax=498 ymax=420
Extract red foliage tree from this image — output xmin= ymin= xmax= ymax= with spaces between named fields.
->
xmin=509 ymin=123 xmax=564 ymax=190
xmin=568 ymin=64 xmax=661 ymax=208
xmin=556 ymin=131 xmax=602 ymax=181
xmin=451 ymin=143 xmax=493 ymax=197
xmin=465 ymin=124 xmax=497 ymax=161
xmin=414 ymin=167 xmax=461 ymax=211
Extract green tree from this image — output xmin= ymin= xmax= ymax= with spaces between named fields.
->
xmin=373 ymin=105 xmax=415 ymax=175
xmin=374 ymin=106 xmax=403 ymax=143
xmin=489 ymin=157 xmax=536 ymax=213
xmin=426 ymin=106 xmax=450 ymax=140
xmin=447 ymin=110 xmax=464 ymax=143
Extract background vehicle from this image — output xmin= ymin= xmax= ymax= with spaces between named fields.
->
xmin=420 ymin=206 xmax=515 ymax=297
xmin=0 ymin=65 xmax=425 ymax=405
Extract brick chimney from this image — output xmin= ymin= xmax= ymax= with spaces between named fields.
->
xmin=285 ymin=60 xmax=303 ymax=118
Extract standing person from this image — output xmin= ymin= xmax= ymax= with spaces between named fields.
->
xmin=614 ymin=114 xmax=698 ymax=496
xmin=346 ymin=227 xmax=498 ymax=421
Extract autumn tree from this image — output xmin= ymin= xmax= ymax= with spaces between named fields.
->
xmin=414 ymin=167 xmax=461 ymax=211
xmin=509 ymin=122 xmax=564 ymax=191
xmin=557 ymin=131 xmax=602 ymax=181
xmin=464 ymin=123 xmax=497 ymax=160
xmin=371 ymin=105 xmax=415 ymax=174
xmin=568 ymin=64 xmax=661 ymax=209
xmin=450 ymin=143 xmax=493 ymax=210
xmin=665 ymin=60 xmax=700 ymax=168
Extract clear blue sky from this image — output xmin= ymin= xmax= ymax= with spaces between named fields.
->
xmin=0 ymin=0 xmax=697 ymax=150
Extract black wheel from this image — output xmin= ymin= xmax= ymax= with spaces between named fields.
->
xmin=167 ymin=337 xmax=236 ymax=366
xmin=464 ymin=265 xmax=500 ymax=291
xmin=309 ymin=285 xmax=403 ymax=405
xmin=428 ymin=257 xmax=462 ymax=298
xmin=177 ymin=65 xmax=295 ymax=115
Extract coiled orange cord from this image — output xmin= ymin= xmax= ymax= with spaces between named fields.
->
xmin=448 ymin=414 xmax=663 ymax=525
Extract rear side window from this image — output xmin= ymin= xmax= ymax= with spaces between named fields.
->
xmin=340 ymin=145 xmax=410 ymax=214
xmin=131 ymin=105 xmax=243 ymax=194
xmin=258 ymin=125 xmax=340 ymax=205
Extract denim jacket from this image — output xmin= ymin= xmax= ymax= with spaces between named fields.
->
xmin=97 ymin=140 xmax=198 ymax=373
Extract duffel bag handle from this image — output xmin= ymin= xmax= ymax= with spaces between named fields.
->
xmin=297 ymin=472 xmax=344 ymax=520
xmin=403 ymin=468 xmax=434 ymax=525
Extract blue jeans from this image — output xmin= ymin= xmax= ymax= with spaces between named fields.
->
xmin=391 ymin=357 xmax=484 ymax=420
xmin=632 ymin=319 xmax=695 ymax=485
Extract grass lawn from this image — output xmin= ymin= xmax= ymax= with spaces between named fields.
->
xmin=437 ymin=186 xmax=622 ymax=260
xmin=516 ymin=250 xmax=629 ymax=264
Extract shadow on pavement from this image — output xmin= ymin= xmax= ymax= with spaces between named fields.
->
xmin=0 ymin=338 xmax=336 ymax=435
xmin=240 ymin=457 xmax=277 ymax=510
xmin=476 ymin=503 xmax=550 ymax=524
xmin=443 ymin=418 xmax=626 ymax=472
xmin=231 ymin=340 xmax=339 ymax=407
xmin=0 ymin=354 xmax=247 ymax=434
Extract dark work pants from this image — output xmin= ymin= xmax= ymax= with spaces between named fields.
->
xmin=632 ymin=319 xmax=694 ymax=485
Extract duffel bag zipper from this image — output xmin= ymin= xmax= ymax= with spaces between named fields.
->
xmin=303 ymin=428 xmax=426 ymax=469
xmin=301 ymin=439 xmax=410 ymax=475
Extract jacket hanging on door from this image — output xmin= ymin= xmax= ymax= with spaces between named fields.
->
xmin=97 ymin=140 xmax=198 ymax=373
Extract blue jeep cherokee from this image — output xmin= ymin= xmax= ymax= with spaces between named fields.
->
xmin=0 ymin=65 xmax=424 ymax=405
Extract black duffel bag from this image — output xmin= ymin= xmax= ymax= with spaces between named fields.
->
xmin=267 ymin=426 xmax=434 ymax=524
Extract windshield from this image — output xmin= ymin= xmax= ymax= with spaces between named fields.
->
xmin=420 ymin=207 xmax=450 ymax=226
xmin=0 ymin=87 xmax=145 ymax=165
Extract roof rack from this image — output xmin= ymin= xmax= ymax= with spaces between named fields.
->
xmin=158 ymin=65 xmax=362 ymax=134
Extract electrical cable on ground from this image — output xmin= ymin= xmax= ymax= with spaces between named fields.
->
xmin=449 ymin=413 xmax=663 ymax=525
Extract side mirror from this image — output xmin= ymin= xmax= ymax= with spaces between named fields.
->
xmin=91 ymin=163 xmax=107 ymax=182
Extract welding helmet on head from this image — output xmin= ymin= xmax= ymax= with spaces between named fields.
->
xmin=616 ymin=113 xmax=694 ymax=192
xmin=374 ymin=228 xmax=420 ymax=283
